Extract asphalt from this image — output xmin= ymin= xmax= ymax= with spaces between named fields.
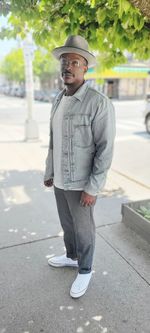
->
xmin=0 ymin=119 xmax=150 ymax=333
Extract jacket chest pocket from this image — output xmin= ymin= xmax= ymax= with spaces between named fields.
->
xmin=72 ymin=115 xmax=94 ymax=148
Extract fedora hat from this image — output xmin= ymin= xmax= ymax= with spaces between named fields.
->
xmin=52 ymin=35 xmax=96 ymax=68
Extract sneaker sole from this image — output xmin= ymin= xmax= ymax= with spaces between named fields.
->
xmin=70 ymin=287 xmax=87 ymax=298
xmin=48 ymin=261 xmax=78 ymax=268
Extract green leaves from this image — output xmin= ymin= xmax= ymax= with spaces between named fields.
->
xmin=0 ymin=48 xmax=25 ymax=83
xmin=137 ymin=206 xmax=150 ymax=221
xmin=97 ymin=8 xmax=107 ymax=24
xmin=133 ymin=13 xmax=145 ymax=30
xmin=1 ymin=0 xmax=150 ymax=70
xmin=33 ymin=48 xmax=58 ymax=79
xmin=0 ymin=47 xmax=58 ymax=85
xmin=119 ymin=0 xmax=131 ymax=18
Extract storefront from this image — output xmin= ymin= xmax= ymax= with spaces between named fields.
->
xmin=86 ymin=65 xmax=150 ymax=99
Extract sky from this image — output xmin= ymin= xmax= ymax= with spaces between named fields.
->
xmin=0 ymin=15 xmax=17 ymax=60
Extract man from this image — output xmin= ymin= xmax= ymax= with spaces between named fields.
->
xmin=44 ymin=35 xmax=115 ymax=298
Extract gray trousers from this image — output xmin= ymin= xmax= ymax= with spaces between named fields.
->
xmin=54 ymin=186 xmax=96 ymax=274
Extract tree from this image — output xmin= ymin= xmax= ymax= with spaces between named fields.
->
xmin=0 ymin=48 xmax=25 ymax=83
xmin=0 ymin=47 xmax=58 ymax=86
xmin=0 ymin=0 xmax=150 ymax=69
xmin=33 ymin=49 xmax=59 ymax=88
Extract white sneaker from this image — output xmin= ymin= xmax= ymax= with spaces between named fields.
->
xmin=48 ymin=254 xmax=78 ymax=268
xmin=70 ymin=272 xmax=92 ymax=298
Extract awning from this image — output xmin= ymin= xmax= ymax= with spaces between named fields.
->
xmin=85 ymin=66 xmax=150 ymax=79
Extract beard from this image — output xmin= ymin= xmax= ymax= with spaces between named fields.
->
xmin=64 ymin=81 xmax=74 ymax=86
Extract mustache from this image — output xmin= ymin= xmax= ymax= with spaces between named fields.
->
xmin=62 ymin=70 xmax=73 ymax=75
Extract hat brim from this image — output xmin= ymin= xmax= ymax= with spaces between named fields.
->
xmin=52 ymin=46 xmax=96 ymax=68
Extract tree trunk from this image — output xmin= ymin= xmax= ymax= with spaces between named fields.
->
xmin=129 ymin=0 xmax=150 ymax=19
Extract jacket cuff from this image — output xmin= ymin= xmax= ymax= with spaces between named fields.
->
xmin=84 ymin=173 xmax=107 ymax=196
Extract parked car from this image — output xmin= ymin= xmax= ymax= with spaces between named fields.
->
xmin=42 ymin=90 xmax=51 ymax=103
xmin=144 ymin=94 xmax=150 ymax=134
xmin=0 ymin=85 xmax=6 ymax=94
xmin=9 ymin=87 xmax=18 ymax=97
xmin=15 ymin=86 xmax=25 ymax=98
xmin=3 ymin=86 xmax=11 ymax=95
xmin=34 ymin=89 xmax=60 ymax=103
xmin=48 ymin=89 xmax=60 ymax=102
xmin=34 ymin=90 xmax=44 ymax=101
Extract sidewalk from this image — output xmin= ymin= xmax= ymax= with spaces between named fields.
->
xmin=0 ymin=123 xmax=150 ymax=333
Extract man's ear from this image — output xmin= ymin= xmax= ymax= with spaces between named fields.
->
xmin=84 ymin=66 xmax=88 ymax=74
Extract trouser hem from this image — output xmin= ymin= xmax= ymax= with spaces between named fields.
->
xmin=78 ymin=268 xmax=92 ymax=274
xmin=67 ymin=253 xmax=78 ymax=260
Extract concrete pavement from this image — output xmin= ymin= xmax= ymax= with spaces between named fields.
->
xmin=0 ymin=117 xmax=150 ymax=333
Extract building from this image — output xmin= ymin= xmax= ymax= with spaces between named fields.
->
xmin=86 ymin=62 xmax=150 ymax=100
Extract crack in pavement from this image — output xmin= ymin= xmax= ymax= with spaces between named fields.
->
xmin=0 ymin=234 xmax=61 ymax=251
xmin=97 ymin=231 xmax=150 ymax=287
xmin=1 ymin=221 xmax=150 ymax=287
xmin=112 ymin=168 xmax=150 ymax=190
xmin=0 ymin=222 xmax=121 ymax=251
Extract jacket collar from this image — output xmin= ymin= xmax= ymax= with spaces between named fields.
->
xmin=73 ymin=81 xmax=89 ymax=101
xmin=55 ymin=81 xmax=89 ymax=103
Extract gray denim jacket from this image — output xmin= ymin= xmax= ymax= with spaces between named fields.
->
xmin=44 ymin=83 xmax=116 ymax=195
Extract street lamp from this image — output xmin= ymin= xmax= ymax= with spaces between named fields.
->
xmin=23 ymin=32 xmax=39 ymax=141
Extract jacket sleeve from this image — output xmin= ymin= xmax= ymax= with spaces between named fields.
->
xmin=44 ymin=119 xmax=54 ymax=181
xmin=43 ymin=90 xmax=64 ymax=182
xmin=84 ymin=96 xmax=116 ymax=196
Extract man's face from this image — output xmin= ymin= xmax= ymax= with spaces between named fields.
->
xmin=60 ymin=53 xmax=88 ymax=86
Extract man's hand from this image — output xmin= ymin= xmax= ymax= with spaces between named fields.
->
xmin=80 ymin=191 xmax=96 ymax=207
xmin=44 ymin=179 xmax=53 ymax=187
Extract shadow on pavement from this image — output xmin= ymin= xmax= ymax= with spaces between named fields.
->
xmin=0 ymin=169 xmax=128 ymax=249
xmin=0 ymin=169 xmax=61 ymax=248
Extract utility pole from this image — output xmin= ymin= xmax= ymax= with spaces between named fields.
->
xmin=23 ymin=32 xmax=39 ymax=141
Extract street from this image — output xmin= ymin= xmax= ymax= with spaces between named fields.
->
xmin=112 ymin=99 xmax=150 ymax=188
xmin=0 ymin=94 xmax=149 ymax=188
